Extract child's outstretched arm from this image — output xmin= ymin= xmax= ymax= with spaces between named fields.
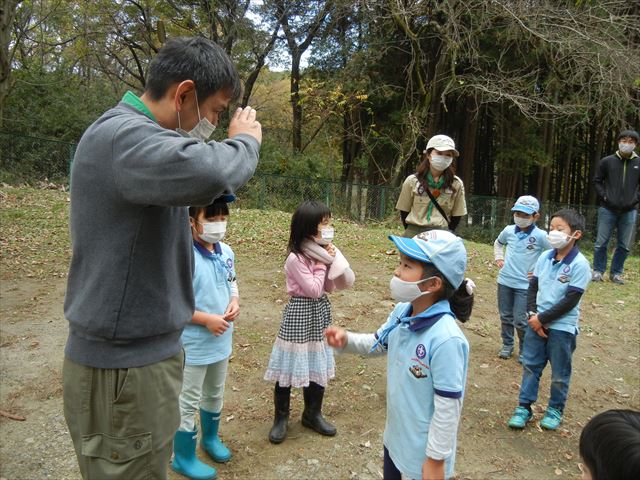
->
xmin=325 ymin=327 xmax=386 ymax=356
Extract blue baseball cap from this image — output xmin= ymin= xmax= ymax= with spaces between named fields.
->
xmin=213 ymin=193 xmax=236 ymax=204
xmin=511 ymin=195 xmax=539 ymax=215
xmin=389 ymin=230 xmax=467 ymax=288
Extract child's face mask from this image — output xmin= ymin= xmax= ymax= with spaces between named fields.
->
xmin=198 ymin=220 xmax=227 ymax=244
xmin=389 ymin=276 xmax=436 ymax=303
xmin=513 ymin=215 xmax=533 ymax=229
xmin=547 ymin=230 xmax=575 ymax=249
xmin=315 ymin=227 xmax=335 ymax=246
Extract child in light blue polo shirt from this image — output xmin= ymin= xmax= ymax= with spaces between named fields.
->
xmin=326 ymin=230 xmax=474 ymax=480
xmin=508 ymin=209 xmax=591 ymax=432
xmin=172 ymin=195 xmax=239 ymax=480
xmin=494 ymin=195 xmax=550 ymax=361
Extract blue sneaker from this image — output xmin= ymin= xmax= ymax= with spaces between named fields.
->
xmin=540 ymin=407 xmax=562 ymax=430
xmin=508 ymin=406 xmax=532 ymax=429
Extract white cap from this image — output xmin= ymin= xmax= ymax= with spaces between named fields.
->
xmin=425 ymin=134 xmax=459 ymax=157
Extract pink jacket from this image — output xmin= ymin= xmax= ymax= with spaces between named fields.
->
xmin=284 ymin=252 xmax=336 ymax=298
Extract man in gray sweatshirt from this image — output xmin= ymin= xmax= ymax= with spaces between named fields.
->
xmin=62 ymin=37 xmax=261 ymax=479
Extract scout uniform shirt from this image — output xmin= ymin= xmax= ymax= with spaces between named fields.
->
xmin=496 ymin=224 xmax=550 ymax=290
xmin=181 ymin=241 xmax=237 ymax=365
xmin=395 ymin=174 xmax=467 ymax=229
xmin=534 ymin=246 xmax=591 ymax=334
xmin=377 ymin=300 xmax=469 ymax=479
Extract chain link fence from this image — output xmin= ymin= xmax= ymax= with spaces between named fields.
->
xmin=0 ymin=131 xmax=75 ymax=183
xmin=235 ymin=174 xmax=638 ymax=250
xmin=1 ymin=131 xmax=637 ymax=251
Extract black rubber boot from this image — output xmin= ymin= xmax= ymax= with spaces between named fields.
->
xmin=268 ymin=383 xmax=290 ymax=444
xmin=301 ymin=382 xmax=336 ymax=436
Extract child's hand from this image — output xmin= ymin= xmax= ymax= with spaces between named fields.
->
xmin=224 ymin=298 xmax=240 ymax=322
xmin=495 ymin=259 xmax=504 ymax=269
xmin=228 ymin=106 xmax=262 ymax=144
xmin=205 ymin=314 xmax=230 ymax=336
xmin=527 ymin=271 xmax=533 ymax=279
xmin=527 ymin=315 xmax=547 ymax=338
xmin=325 ymin=326 xmax=347 ymax=348
xmin=325 ymin=243 xmax=336 ymax=257
xmin=422 ymin=457 xmax=445 ymax=480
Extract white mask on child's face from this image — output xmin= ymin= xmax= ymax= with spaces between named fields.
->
xmin=547 ymin=230 xmax=574 ymax=250
xmin=198 ymin=220 xmax=226 ymax=244
xmin=315 ymin=227 xmax=335 ymax=246
xmin=513 ymin=215 xmax=533 ymax=229
xmin=389 ymin=276 xmax=436 ymax=303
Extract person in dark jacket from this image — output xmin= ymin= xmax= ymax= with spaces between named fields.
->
xmin=592 ymin=129 xmax=639 ymax=284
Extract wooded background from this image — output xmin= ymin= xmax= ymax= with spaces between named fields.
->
xmin=1 ymin=0 xmax=639 ymax=206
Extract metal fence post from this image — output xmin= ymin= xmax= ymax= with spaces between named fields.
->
xmin=325 ymin=181 xmax=331 ymax=208
xmin=260 ymin=175 xmax=266 ymax=210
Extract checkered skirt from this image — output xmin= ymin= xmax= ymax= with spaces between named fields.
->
xmin=264 ymin=295 xmax=335 ymax=388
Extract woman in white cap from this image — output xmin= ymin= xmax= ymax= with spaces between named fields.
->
xmin=395 ymin=134 xmax=467 ymax=237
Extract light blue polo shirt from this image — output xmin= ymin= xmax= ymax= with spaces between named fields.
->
xmin=181 ymin=241 xmax=237 ymax=365
xmin=497 ymin=224 xmax=550 ymax=290
xmin=377 ymin=300 xmax=469 ymax=479
xmin=533 ymin=246 xmax=590 ymax=334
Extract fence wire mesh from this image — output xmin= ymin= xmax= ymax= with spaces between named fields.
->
xmin=1 ymin=131 xmax=637 ymax=251
xmin=1 ymin=132 xmax=75 ymax=182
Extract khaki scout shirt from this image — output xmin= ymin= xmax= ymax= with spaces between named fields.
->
xmin=395 ymin=174 xmax=467 ymax=229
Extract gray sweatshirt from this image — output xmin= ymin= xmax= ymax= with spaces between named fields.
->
xmin=64 ymin=102 xmax=259 ymax=368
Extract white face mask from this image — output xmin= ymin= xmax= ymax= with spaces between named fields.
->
xmin=315 ymin=227 xmax=335 ymax=246
xmin=389 ymin=276 xmax=435 ymax=303
xmin=177 ymin=90 xmax=216 ymax=141
xmin=430 ymin=154 xmax=453 ymax=172
xmin=513 ymin=215 xmax=533 ymax=229
xmin=619 ymin=143 xmax=636 ymax=154
xmin=547 ymin=230 xmax=574 ymax=249
xmin=197 ymin=220 xmax=227 ymax=244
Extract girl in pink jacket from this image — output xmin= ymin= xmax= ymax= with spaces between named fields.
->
xmin=264 ymin=200 xmax=355 ymax=444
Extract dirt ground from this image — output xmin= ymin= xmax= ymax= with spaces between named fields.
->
xmin=1 ymin=198 xmax=639 ymax=480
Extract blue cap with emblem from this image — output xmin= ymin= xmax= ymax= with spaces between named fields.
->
xmin=511 ymin=195 xmax=539 ymax=215
xmin=389 ymin=230 xmax=467 ymax=288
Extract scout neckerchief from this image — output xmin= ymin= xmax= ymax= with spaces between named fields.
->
xmin=193 ymin=241 xmax=236 ymax=282
xmin=369 ymin=300 xmax=454 ymax=352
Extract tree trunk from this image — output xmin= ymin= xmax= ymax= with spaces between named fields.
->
xmin=290 ymin=52 xmax=302 ymax=152
xmin=0 ymin=0 xmax=17 ymax=129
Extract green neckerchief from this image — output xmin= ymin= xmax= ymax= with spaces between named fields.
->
xmin=426 ymin=172 xmax=445 ymax=222
xmin=121 ymin=91 xmax=157 ymax=122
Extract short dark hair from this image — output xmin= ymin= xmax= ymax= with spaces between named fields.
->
xmin=421 ymin=263 xmax=473 ymax=322
xmin=579 ymin=409 xmax=640 ymax=480
xmin=551 ymin=208 xmax=585 ymax=235
xmin=145 ymin=37 xmax=242 ymax=103
xmin=288 ymin=201 xmax=331 ymax=255
xmin=189 ymin=201 xmax=229 ymax=219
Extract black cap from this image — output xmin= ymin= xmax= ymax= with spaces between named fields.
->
xmin=617 ymin=130 xmax=639 ymax=143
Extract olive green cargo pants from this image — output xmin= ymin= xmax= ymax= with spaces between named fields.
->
xmin=63 ymin=352 xmax=184 ymax=479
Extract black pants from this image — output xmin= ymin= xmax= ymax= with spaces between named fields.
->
xmin=383 ymin=446 xmax=402 ymax=480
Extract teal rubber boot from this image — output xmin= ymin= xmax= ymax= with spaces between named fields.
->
xmin=200 ymin=409 xmax=232 ymax=463
xmin=171 ymin=430 xmax=217 ymax=480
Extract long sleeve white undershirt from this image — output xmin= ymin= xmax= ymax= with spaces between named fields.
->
xmin=493 ymin=238 xmax=505 ymax=261
xmin=426 ymin=394 xmax=462 ymax=460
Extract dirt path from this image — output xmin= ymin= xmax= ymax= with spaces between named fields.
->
xmin=1 ymin=241 xmax=639 ymax=480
